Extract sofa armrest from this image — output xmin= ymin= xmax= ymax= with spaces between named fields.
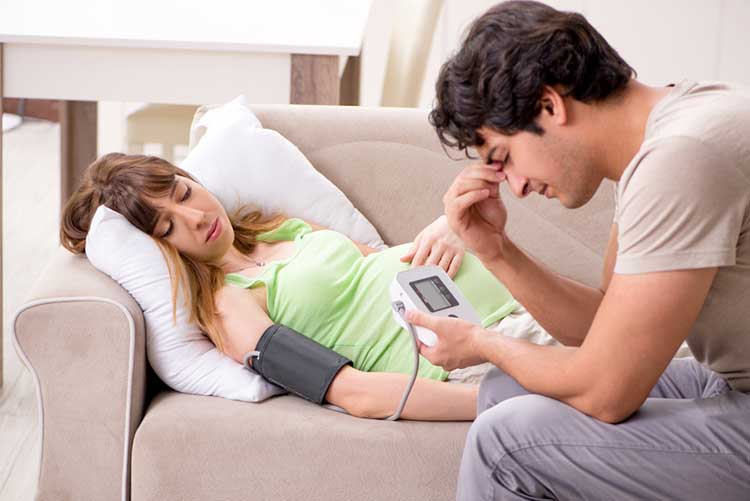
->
xmin=13 ymin=247 xmax=147 ymax=501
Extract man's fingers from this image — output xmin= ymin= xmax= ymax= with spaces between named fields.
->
xmin=418 ymin=343 xmax=434 ymax=358
xmin=450 ymin=178 xmax=499 ymax=200
xmin=462 ymin=164 xmax=504 ymax=183
xmin=404 ymin=309 xmax=439 ymax=330
xmin=411 ymin=241 xmax=430 ymax=267
xmin=450 ymin=189 xmax=491 ymax=213
xmin=438 ymin=251 xmax=453 ymax=273
xmin=399 ymin=244 xmax=417 ymax=262
xmin=447 ymin=254 xmax=462 ymax=278
xmin=425 ymin=247 xmax=442 ymax=267
xmin=474 ymin=197 xmax=507 ymax=231
xmin=400 ymin=234 xmax=423 ymax=262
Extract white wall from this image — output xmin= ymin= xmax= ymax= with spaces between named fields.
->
xmin=97 ymin=0 xmax=750 ymax=148
xmin=418 ymin=0 xmax=750 ymax=108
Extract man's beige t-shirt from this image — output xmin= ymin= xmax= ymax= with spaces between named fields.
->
xmin=614 ymin=80 xmax=750 ymax=392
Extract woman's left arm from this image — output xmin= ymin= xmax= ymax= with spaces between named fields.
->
xmin=304 ymin=220 xmax=379 ymax=256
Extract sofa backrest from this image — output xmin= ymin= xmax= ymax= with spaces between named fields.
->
xmin=252 ymin=105 xmax=615 ymax=289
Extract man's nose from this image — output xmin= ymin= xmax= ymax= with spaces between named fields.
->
xmin=505 ymin=170 xmax=530 ymax=198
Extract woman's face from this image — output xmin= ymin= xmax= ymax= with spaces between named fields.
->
xmin=149 ymin=176 xmax=234 ymax=262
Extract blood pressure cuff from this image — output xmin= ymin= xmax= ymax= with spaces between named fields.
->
xmin=243 ymin=324 xmax=353 ymax=405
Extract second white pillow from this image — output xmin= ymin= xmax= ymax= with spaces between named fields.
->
xmin=182 ymin=95 xmax=386 ymax=250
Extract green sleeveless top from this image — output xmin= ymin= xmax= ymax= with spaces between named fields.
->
xmin=225 ymin=218 xmax=518 ymax=381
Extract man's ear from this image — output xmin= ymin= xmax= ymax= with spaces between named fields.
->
xmin=539 ymin=85 xmax=568 ymax=126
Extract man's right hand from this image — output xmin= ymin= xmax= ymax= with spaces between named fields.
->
xmin=443 ymin=163 xmax=509 ymax=262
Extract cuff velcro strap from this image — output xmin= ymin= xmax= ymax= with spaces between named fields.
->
xmin=244 ymin=324 xmax=353 ymax=405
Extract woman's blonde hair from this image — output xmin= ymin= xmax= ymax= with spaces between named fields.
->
xmin=60 ymin=152 xmax=285 ymax=352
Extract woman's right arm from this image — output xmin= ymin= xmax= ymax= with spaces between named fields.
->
xmin=215 ymin=286 xmax=369 ymax=417
xmin=326 ymin=367 xmax=478 ymax=421
xmin=216 ymin=285 xmax=477 ymax=421
xmin=214 ymin=285 xmax=273 ymax=363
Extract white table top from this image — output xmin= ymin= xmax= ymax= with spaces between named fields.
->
xmin=0 ymin=0 xmax=372 ymax=55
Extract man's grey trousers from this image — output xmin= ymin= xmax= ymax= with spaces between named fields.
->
xmin=456 ymin=358 xmax=750 ymax=500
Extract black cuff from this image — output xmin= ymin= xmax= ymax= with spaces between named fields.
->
xmin=245 ymin=324 xmax=353 ymax=405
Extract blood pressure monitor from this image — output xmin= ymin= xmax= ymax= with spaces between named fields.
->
xmin=390 ymin=265 xmax=481 ymax=347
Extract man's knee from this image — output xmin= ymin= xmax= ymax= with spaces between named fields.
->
xmin=463 ymin=395 xmax=570 ymax=496
xmin=469 ymin=394 xmax=570 ymax=456
xmin=477 ymin=366 xmax=530 ymax=414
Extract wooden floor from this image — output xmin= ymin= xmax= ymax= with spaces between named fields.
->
xmin=0 ymin=118 xmax=61 ymax=501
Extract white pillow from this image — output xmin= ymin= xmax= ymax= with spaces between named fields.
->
xmin=182 ymin=95 xmax=386 ymax=249
xmin=85 ymin=96 xmax=387 ymax=402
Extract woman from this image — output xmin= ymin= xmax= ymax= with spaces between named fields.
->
xmin=61 ymin=153 xmax=521 ymax=421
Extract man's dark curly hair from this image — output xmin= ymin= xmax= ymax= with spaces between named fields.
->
xmin=429 ymin=0 xmax=635 ymax=154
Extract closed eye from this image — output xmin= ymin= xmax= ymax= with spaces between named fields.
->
xmin=488 ymin=151 xmax=511 ymax=168
xmin=160 ymin=184 xmax=192 ymax=238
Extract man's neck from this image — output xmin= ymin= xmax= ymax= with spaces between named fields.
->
xmin=589 ymin=80 xmax=672 ymax=182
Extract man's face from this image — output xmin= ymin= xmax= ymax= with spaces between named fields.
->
xmin=476 ymin=123 xmax=602 ymax=209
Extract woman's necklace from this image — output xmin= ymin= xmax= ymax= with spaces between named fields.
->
xmin=226 ymin=255 xmax=265 ymax=274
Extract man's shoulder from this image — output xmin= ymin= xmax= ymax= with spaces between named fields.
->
xmin=615 ymin=135 xmax=748 ymax=228
xmin=645 ymin=81 xmax=750 ymax=177
xmin=651 ymin=81 xmax=750 ymax=130
xmin=622 ymin=135 xmax=736 ymax=192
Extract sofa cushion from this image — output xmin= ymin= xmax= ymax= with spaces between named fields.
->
xmin=132 ymin=392 xmax=471 ymax=501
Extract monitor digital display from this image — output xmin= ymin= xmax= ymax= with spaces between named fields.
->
xmin=410 ymin=276 xmax=458 ymax=313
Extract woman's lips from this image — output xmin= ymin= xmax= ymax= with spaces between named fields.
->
xmin=206 ymin=218 xmax=221 ymax=242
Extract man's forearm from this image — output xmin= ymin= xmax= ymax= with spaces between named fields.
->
xmin=482 ymin=235 xmax=603 ymax=346
xmin=476 ymin=332 xmax=595 ymax=413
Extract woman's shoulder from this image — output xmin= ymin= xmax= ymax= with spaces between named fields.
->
xmin=215 ymin=282 xmax=268 ymax=317
xmin=256 ymin=217 xmax=312 ymax=242
xmin=213 ymin=283 xmax=272 ymax=362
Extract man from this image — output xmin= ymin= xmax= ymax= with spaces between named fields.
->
xmin=405 ymin=1 xmax=750 ymax=499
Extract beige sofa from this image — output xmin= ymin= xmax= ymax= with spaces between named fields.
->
xmin=13 ymin=105 xmax=614 ymax=501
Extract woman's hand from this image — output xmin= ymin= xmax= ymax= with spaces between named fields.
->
xmin=443 ymin=163 xmax=508 ymax=263
xmin=400 ymin=215 xmax=465 ymax=278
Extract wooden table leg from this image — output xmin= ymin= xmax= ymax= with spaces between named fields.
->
xmin=1 ymin=42 xmax=4 ymax=387
xmin=290 ymin=54 xmax=339 ymax=105
xmin=339 ymin=55 xmax=360 ymax=106
xmin=60 ymin=101 xmax=97 ymax=211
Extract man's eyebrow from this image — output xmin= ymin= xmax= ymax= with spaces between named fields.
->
xmin=486 ymin=146 xmax=498 ymax=165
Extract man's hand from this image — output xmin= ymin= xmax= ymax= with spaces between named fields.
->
xmin=404 ymin=309 xmax=490 ymax=371
xmin=443 ymin=163 xmax=509 ymax=262
xmin=400 ymin=215 xmax=465 ymax=278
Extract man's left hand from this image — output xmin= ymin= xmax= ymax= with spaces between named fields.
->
xmin=404 ymin=309 xmax=489 ymax=371
xmin=400 ymin=215 xmax=465 ymax=278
